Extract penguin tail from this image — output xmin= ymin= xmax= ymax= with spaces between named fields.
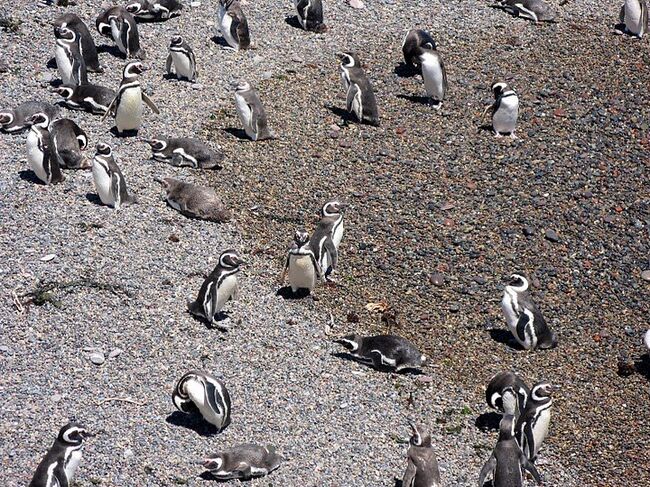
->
xmin=313 ymin=23 xmax=328 ymax=33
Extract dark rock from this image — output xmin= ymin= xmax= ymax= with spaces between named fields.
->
xmin=523 ymin=226 xmax=535 ymax=237
xmin=544 ymin=229 xmax=560 ymax=242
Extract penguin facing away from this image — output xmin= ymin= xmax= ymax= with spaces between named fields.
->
xmin=125 ymin=0 xmax=183 ymax=20
xmin=337 ymin=51 xmax=380 ymax=126
xmin=233 ymin=80 xmax=274 ymax=141
xmin=515 ymin=381 xmax=558 ymax=461
xmin=50 ymin=118 xmax=90 ymax=169
xmin=483 ymin=82 xmax=519 ymax=138
xmin=91 ymin=142 xmax=137 ymax=209
xmin=485 ymin=371 xmax=531 ymax=419
xmin=218 ymin=0 xmax=251 ymax=50
xmin=154 ymin=177 xmax=231 ymax=222
xmin=53 ymin=24 xmax=88 ymax=86
xmin=294 ymin=0 xmax=327 ymax=32
xmin=25 ymin=112 xmax=65 ymax=185
xmin=618 ymin=0 xmax=649 ymax=37
xmin=334 ymin=334 xmax=426 ymax=372
xmin=165 ymin=35 xmax=197 ymax=81
xmin=402 ymin=422 xmax=442 ymax=487
xmin=55 ymin=83 xmax=116 ymax=115
xmin=0 ymin=101 xmax=60 ymax=133
xmin=145 ymin=137 xmax=223 ymax=169
xmin=172 ymin=370 xmax=232 ymax=431
xmin=402 ymin=29 xmax=436 ymax=69
xmin=53 ymin=13 xmax=102 ymax=72
xmin=202 ymin=444 xmax=283 ymax=480
xmin=282 ymin=228 xmax=323 ymax=295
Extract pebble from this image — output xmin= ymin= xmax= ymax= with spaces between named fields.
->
xmin=89 ymin=352 xmax=105 ymax=365
xmin=348 ymin=0 xmax=364 ymax=8
xmin=523 ymin=226 xmax=535 ymax=237
xmin=124 ymin=448 xmax=134 ymax=458
xmin=544 ymin=229 xmax=560 ymax=242
xmin=641 ymin=270 xmax=650 ymax=282
xmin=0 ymin=59 xmax=9 ymax=73
xmin=252 ymin=55 xmax=264 ymax=65
xmin=429 ymin=273 xmax=445 ymax=287
xmin=40 ymin=253 xmax=56 ymax=262
xmin=417 ymin=375 xmax=433 ymax=383
xmin=261 ymin=71 xmax=273 ymax=80
xmin=38 ymin=72 xmax=53 ymax=83
xmin=190 ymin=1 xmax=200 ymax=6
xmin=108 ymin=348 xmax=123 ymax=359
xmin=191 ymin=83 xmax=204 ymax=90
xmin=0 ymin=345 xmax=9 ymax=353
xmin=52 ymin=393 xmax=62 ymax=402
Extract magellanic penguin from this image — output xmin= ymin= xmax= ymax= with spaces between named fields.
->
xmin=491 ymin=0 xmax=557 ymax=23
xmin=102 ymin=61 xmax=159 ymax=136
xmin=145 ymin=137 xmax=224 ymax=169
xmin=515 ymin=381 xmax=558 ymax=461
xmin=282 ymin=228 xmax=323 ymax=295
xmin=334 ymin=334 xmax=426 ymax=372
xmin=312 ymin=200 xmax=345 ymax=279
xmin=294 ymin=0 xmax=327 ymax=32
xmin=485 ymin=371 xmax=531 ymax=419
xmin=402 ymin=29 xmax=436 ymax=69
xmin=0 ymin=101 xmax=59 ymax=134
xmin=418 ymin=41 xmax=448 ymax=109
xmin=644 ymin=328 xmax=650 ymax=350
xmin=165 ymin=35 xmax=197 ymax=81
xmin=483 ymin=82 xmax=519 ymax=138
xmin=337 ymin=52 xmax=380 ymax=126
xmin=96 ymin=6 xmax=146 ymax=59
xmin=50 ymin=118 xmax=90 ymax=169
xmin=55 ymin=83 xmax=117 ymax=115
xmin=54 ymin=24 xmax=88 ymax=86
xmin=28 ymin=422 xmax=94 ymax=487
xmin=125 ymin=0 xmax=183 ymax=20
xmin=25 ymin=113 xmax=65 ymax=185
xmin=234 ymin=81 xmax=274 ymax=141
xmin=155 ymin=177 xmax=231 ymax=222
xmin=218 ymin=0 xmax=251 ymax=50
xmin=172 ymin=370 xmax=232 ymax=430
xmin=187 ymin=249 xmax=244 ymax=328
xmin=501 ymin=273 xmax=558 ymax=350
xmin=53 ymin=13 xmax=102 ymax=72
xmin=478 ymin=415 xmax=542 ymax=487
xmin=618 ymin=0 xmax=648 ymax=38
xmin=91 ymin=142 xmax=136 ymax=209
xmin=402 ymin=422 xmax=442 ymax=487
xmin=202 ymin=444 xmax=283 ymax=480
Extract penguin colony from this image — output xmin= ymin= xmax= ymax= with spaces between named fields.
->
xmin=2 ymin=0 xmax=646 ymax=485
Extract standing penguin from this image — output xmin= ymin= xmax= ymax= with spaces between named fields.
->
xmin=334 ymin=334 xmax=427 ymax=372
xmin=188 ymin=249 xmax=244 ymax=328
xmin=618 ymin=0 xmax=648 ymax=37
xmin=202 ymin=444 xmax=283 ymax=480
xmin=501 ymin=273 xmax=558 ymax=350
xmin=172 ymin=370 xmax=232 ymax=430
xmin=1 ymin=101 xmax=59 ymax=133
xmin=402 ymin=29 xmax=436 ymax=69
xmin=125 ymin=0 xmax=184 ymax=20
xmin=25 ymin=113 xmax=64 ymax=185
xmin=53 ymin=13 xmax=102 ymax=72
xmin=96 ymin=6 xmax=145 ymax=59
xmin=281 ymin=228 xmax=323 ymax=295
xmin=492 ymin=0 xmax=557 ymax=22
xmin=485 ymin=371 xmax=531 ymax=418
xmin=218 ymin=0 xmax=251 ymax=50
xmin=294 ymin=0 xmax=327 ymax=32
xmin=55 ymin=83 xmax=116 ymax=115
xmin=516 ymin=381 xmax=558 ymax=461
xmin=29 ymin=422 xmax=93 ymax=487
xmin=165 ymin=35 xmax=197 ymax=81
xmin=54 ymin=24 xmax=88 ymax=86
xmin=91 ymin=142 xmax=136 ymax=209
xmin=478 ymin=415 xmax=542 ymax=487
xmin=402 ymin=422 xmax=442 ymax=487
xmin=418 ymin=42 xmax=447 ymax=109
xmin=312 ymin=200 xmax=345 ymax=279
xmin=145 ymin=137 xmax=224 ymax=169
xmin=483 ymin=82 xmax=519 ymax=138
xmin=50 ymin=118 xmax=89 ymax=169
xmin=233 ymin=81 xmax=274 ymax=141
xmin=337 ymin=52 xmax=380 ymax=126
xmin=102 ymin=61 xmax=159 ymax=136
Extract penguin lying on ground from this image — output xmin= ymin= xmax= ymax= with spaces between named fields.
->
xmin=202 ymin=444 xmax=283 ymax=480
xmin=125 ymin=0 xmax=183 ymax=20
xmin=145 ymin=137 xmax=223 ymax=169
xmin=154 ymin=177 xmax=231 ymax=222
xmin=55 ymin=84 xmax=116 ymax=115
xmin=490 ymin=0 xmax=557 ymax=23
xmin=1 ymin=101 xmax=59 ymax=134
xmin=334 ymin=334 xmax=426 ymax=372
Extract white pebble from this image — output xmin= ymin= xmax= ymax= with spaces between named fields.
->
xmin=89 ymin=352 xmax=105 ymax=365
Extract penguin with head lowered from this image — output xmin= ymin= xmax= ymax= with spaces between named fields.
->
xmin=218 ymin=0 xmax=251 ymax=50
xmin=281 ymin=228 xmax=323 ymax=295
xmin=29 ymin=422 xmax=94 ymax=487
xmin=55 ymin=83 xmax=116 ymax=115
xmin=516 ymin=381 xmax=558 ymax=462
xmin=337 ymin=51 xmax=380 ymax=126
xmin=173 ymin=370 xmax=231 ymax=431
xmin=617 ymin=0 xmax=648 ymax=38
xmin=125 ymin=0 xmax=183 ymax=20
xmin=335 ymin=334 xmax=426 ymax=372
xmin=96 ymin=6 xmax=145 ymax=59
xmin=234 ymin=80 xmax=274 ymax=141
xmin=294 ymin=0 xmax=327 ymax=32
xmin=91 ymin=142 xmax=136 ymax=209
xmin=1 ymin=101 xmax=59 ymax=133
xmin=53 ymin=13 xmax=102 ymax=73
xmin=50 ymin=118 xmax=89 ymax=169
xmin=145 ymin=137 xmax=224 ymax=169
xmin=483 ymin=82 xmax=519 ymax=138
xmin=402 ymin=422 xmax=441 ymax=487
xmin=203 ymin=444 xmax=283 ymax=480
xmin=165 ymin=35 xmax=197 ymax=81
xmin=485 ymin=371 xmax=531 ymax=419
xmin=25 ymin=112 xmax=65 ymax=185
xmin=53 ymin=24 xmax=88 ymax=86
xmin=402 ymin=29 xmax=436 ymax=69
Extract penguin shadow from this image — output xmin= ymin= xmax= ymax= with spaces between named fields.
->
xmin=477 ymin=124 xmax=495 ymax=134
xmin=193 ymin=312 xmax=232 ymax=331
xmin=475 ymin=412 xmax=502 ymax=432
xmin=284 ymin=15 xmax=303 ymax=30
xmin=635 ymin=354 xmax=650 ymax=381
xmin=488 ymin=329 xmax=525 ymax=351
xmin=210 ymin=36 xmax=231 ymax=49
xmin=223 ymin=127 xmax=251 ymax=141
xmin=85 ymin=193 xmax=103 ymax=206
xmin=396 ymin=94 xmax=433 ymax=106
xmin=18 ymin=170 xmax=44 ymax=185
xmin=109 ymin=127 xmax=140 ymax=138
xmin=97 ymin=44 xmax=126 ymax=59
xmin=166 ymin=411 xmax=220 ymax=437
xmin=331 ymin=352 xmax=424 ymax=375
xmin=393 ymin=479 xmax=403 ymax=487
xmin=394 ymin=62 xmax=418 ymax=78
xmin=325 ymin=105 xmax=354 ymax=124
xmin=276 ymin=286 xmax=311 ymax=300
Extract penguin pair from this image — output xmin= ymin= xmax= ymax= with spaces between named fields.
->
xmin=233 ymin=81 xmax=274 ymax=141
xmin=483 ymin=82 xmax=519 ymax=138
xmin=294 ymin=0 xmax=327 ymax=32
xmin=96 ymin=7 xmax=145 ymax=59
xmin=145 ymin=137 xmax=223 ymax=169
xmin=155 ymin=177 xmax=231 ymax=222
xmin=1 ymin=101 xmax=59 ymax=134
xmin=217 ymin=0 xmax=251 ymax=50
xmin=125 ymin=0 xmax=183 ymax=20
xmin=202 ymin=444 xmax=283 ymax=480
xmin=485 ymin=371 xmax=530 ymax=418
xmin=402 ymin=422 xmax=441 ymax=487
xmin=92 ymin=142 xmax=136 ymax=209
xmin=334 ymin=334 xmax=426 ymax=372
xmin=165 ymin=36 xmax=197 ymax=82
xmin=337 ymin=52 xmax=380 ymax=126
xmin=617 ymin=0 xmax=648 ymax=38
xmin=402 ymin=29 xmax=448 ymax=109
xmin=172 ymin=370 xmax=232 ymax=431
xmin=491 ymin=0 xmax=557 ymax=23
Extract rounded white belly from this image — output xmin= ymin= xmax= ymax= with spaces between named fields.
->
xmin=234 ymin=94 xmax=255 ymax=139
xmin=333 ymin=221 xmax=344 ymax=249
xmin=493 ymin=101 xmax=518 ymax=134
xmin=115 ymin=89 xmax=143 ymax=132
xmin=92 ymin=162 xmax=115 ymax=206
xmin=55 ymin=46 xmax=73 ymax=85
xmin=27 ymin=132 xmax=48 ymax=183
xmin=215 ymin=275 xmax=238 ymax=312
xmin=532 ymin=409 xmax=551 ymax=457
xmin=421 ymin=57 xmax=445 ymax=101
xmin=220 ymin=14 xmax=237 ymax=48
xmin=171 ymin=51 xmax=193 ymax=79
xmin=288 ymin=254 xmax=317 ymax=291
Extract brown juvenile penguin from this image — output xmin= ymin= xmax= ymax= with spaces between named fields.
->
xmin=155 ymin=177 xmax=231 ymax=222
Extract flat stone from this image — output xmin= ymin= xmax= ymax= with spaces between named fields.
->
xmin=544 ymin=229 xmax=560 ymax=242
xmin=523 ymin=226 xmax=535 ymax=237
xmin=348 ymin=0 xmax=364 ymax=7
xmin=108 ymin=348 xmax=123 ymax=359
xmin=89 ymin=352 xmax=105 ymax=365
xmin=641 ymin=270 xmax=650 ymax=282
xmin=429 ymin=273 xmax=445 ymax=287
xmin=261 ymin=71 xmax=272 ymax=80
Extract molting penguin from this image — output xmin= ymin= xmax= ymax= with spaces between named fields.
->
xmin=312 ymin=200 xmax=345 ymax=279
xmin=485 ymin=371 xmax=531 ymax=418
xmin=187 ymin=249 xmax=244 ymax=328
xmin=516 ymin=381 xmax=558 ymax=461
xmin=154 ymin=177 xmax=231 ymax=222
xmin=125 ymin=0 xmax=183 ymax=20
xmin=483 ymin=82 xmax=519 ymax=138
xmin=418 ymin=41 xmax=447 ymax=109
xmin=618 ymin=0 xmax=648 ymax=37
xmin=25 ymin=113 xmax=65 ymax=185
xmin=334 ymin=334 xmax=426 ymax=372
xmin=28 ymin=422 xmax=93 ymax=487
xmin=294 ymin=0 xmax=327 ymax=32
xmin=0 ymin=101 xmax=59 ymax=133
xmin=478 ymin=415 xmax=542 ymax=487
xmin=282 ymin=228 xmax=323 ymax=295
xmin=50 ymin=118 xmax=89 ymax=169
xmin=234 ymin=80 xmax=274 ymax=141
xmin=492 ymin=0 xmax=557 ymax=23
xmin=337 ymin=51 xmax=380 ymax=126
xmin=172 ymin=370 xmax=232 ymax=430
xmin=54 ymin=24 xmax=88 ymax=86
xmin=402 ymin=29 xmax=436 ymax=69
xmin=218 ymin=0 xmax=251 ymax=50
xmin=55 ymin=83 xmax=116 ymax=115
xmin=202 ymin=444 xmax=283 ymax=480
xmin=103 ymin=61 xmax=159 ymax=136
xmin=53 ymin=13 xmax=102 ymax=72
xmin=402 ymin=422 xmax=442 ymax=487
xmin=501 ymin=273 xmax=558 ymax=350
xmin=96 ymin=6 xmax=145 ymax=59
xmin=91 ymin=142 xmax=136 ymax=209
xmin=165 ymin=35 xmax=197 ymax=81
xmin=145 ymin=137 xmax=223 ymax=169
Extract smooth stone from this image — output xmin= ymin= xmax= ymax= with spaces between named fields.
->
xmin=191 ymin=83 xmax=204 ymax=90
xmin=641 ymin=270 xmax=650 ymax=282
xmin=523 ymin=226 xmax=535 ymax=236
xmin=89 ymin=352 xmax=105 ymax=365
xmin=544 ymin=229 xmax=560 ymax=242
xmin=429 ymin=272 xmax=445 ymax=287
xmin=349 ymin=0 xmax=364 ymax=8
xmin=52 ymin=394 xmax=62 ymax=402
xmin=108 ymin=348 xmax=123 ymax=359
xmin=261 ymin=71 xmax=272 ymax=80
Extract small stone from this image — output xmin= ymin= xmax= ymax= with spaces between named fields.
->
xmin=328 ymin=131 xmax=339 ymax=139
xmin=417 ymin=375 xmax=433 ymax=383
xmin=292 ymin=55 xmax=304 ymax=63
xmin=473 ymin=276 xmax=487 ymax=285
xmin=82 ymin=346 xmax=100 ymax=352
xmin=329 ymin=124 xmax=340 ymax=131
xmin=544 ymin=229 xmax=560 ymax=242
xmin=52 ymin=394 xmax=62 ymax=402
xmin=261 ymin=71 xmax=273 ymax=80
xmin=252 ymin=55 xmax=264 ymax=65
xmin=617 ymin=353 xmax=635 ymax=377
xmin=190 ymin=1 xmax=200 ymax=6
xmin=89 ymin=352 xmax=105 ymax=365
xmin=339 ymin=140 xmax=352 ymax=148
xmin=624 ymin=326 xmax=634 ymax=337
xmin=523 ymin=226 xmax=535 ymax=237
xmin=347 ymin=312 xmax=360 ymax=323
xmin=439 ymin=202 xmax=455 ymax=211
xmin=641 ymin=270 xmax=650 ymax=282
xmin=169 ymin=234 xmax=180 ymax=242
xmin=449 ymin=303 xmax=460 ymax=313
xmin=0 ymin=345 xmax=9 ymax=353
xmin=38 ymin=72 xmax=54 ymax=83
xmin=191 ymin=83 xmax=204 ymax=90
xmin=108 ymin=348 xmax=123 ymax=359
xmin=348 ymin=0 xmax=364 ymax=8
xmin=429 ymin=273 xmax=445 ymax=287
xmin=0 ymin=59 xmax=9 ymax=73
xmin=124 ymin=448 xmax=134 ymax=458
xmin=40 ymin=254 xmax=56 ymax=262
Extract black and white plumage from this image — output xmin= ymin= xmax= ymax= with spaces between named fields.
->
xmin=91 ymin=142 xmax=136 ymax=209
xmin=337 ymin=51 xmax=380 ymax=126
xmin=172 ymin=370 xmax=232 ymax=430
xmin=418 ymin=42 xmax=448 ymax=109
xmin=492 ymin=0 xmax=557 ymax=23
xmin=217 ymin=0 xmax=251 ymax=50
xmin=53 ymin=13 xmax=102 ymax=72
xmin=29 ymin=422 xmax=93 ymax=487
xmin=501 ymin=273 xmax=557 ymax=350
xmin=402 ymin=423 xmax=441 ymax=487
xmin=50 ymin=118 xmax=89 ymax=169
xmin=102 ymin=61 xmax=159 ymax=136
xmin=618 ymin=0 xmax=649 ymax=38
xmin=145 ymin=137 xmax=223 ymax=169
xmin=155 ymin=177 xmax=231 ymax=222
xmin=202 ymin=444 xmax=283 ymax=480
xmin=401 ymin=29 xmax=436 ymax=69
xmin=282 ymin=228 xmax=323 ymax=294
xmin=165 ymin=35 xmax=197 ymax=81
xmin=485 ymin=371 xmax=531 ymax=418
xmin=515 ymin=381 xmax=557 ymax=462
xmin=478 ymin=415 xmax=542 ymax=487
xmin=55 ymin=84 xmax=116 ymax=115
xmin=233 ymin=80 xmax=273 ymax=141
xmin=26 ymin=113 xmax=64 ymax=185
xmin=54 ymin=25 xmax=88 ymax=86
xmin=644 ymin=329 xmax=650 ymax=350
xmin=483 ymin=82 xmax=519 ymax=137
xmin=187 ymin=249 xmax=243 ymax=328
xmin=294 ymin=0 xmax=327 ymax=32
xmin=335 ymin=334 xmax=426 ymax=372
xmin=96 ymin=6 xmax=145 ymax=59
xmin=0 ymin=101 xmax=59 ymax=133
xmin=311 ymin=200 xmax=345 ymax=279
xmin=125 ymin=0 xmax=183 ymax=20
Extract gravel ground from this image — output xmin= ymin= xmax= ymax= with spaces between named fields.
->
xmin=1 ymin=0 xmax=649 ymax=486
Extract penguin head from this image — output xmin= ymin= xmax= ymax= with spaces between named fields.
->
xmin=506 ymin=273 xmax=528 ymax=292
xmin=95 ymin=142 xmax=112 ymax=157
xmin=531 ymin=381 xmax=558 ymax=401
xmin=234 ymin=80 xmax=251 ymax=93
xmin=170 ymin=35 xmax=184 ymax=47
xmin=334 ymin=334 xmax=361 ymax=351
xmin=293 ymin=228 xmax=310 ymax=245
xmin=58 ymin=422 xmax=93 ymax=445
xmin=144 ymin=138 xmax=168 ymax=151
xmin=498 ymin=414 xmax=516 ymax=441
xmin=336 ymin=51 xmax=360 ymax=68
xmin=491 ymin=82 xmax=509 ymax=98
xmin=54 ymin=25 xmax=75 ymax=41
xmin=125 ymin=1 xmax=144 ymax=14
xmin=0 ymin=111 xmax=14 ymax=127
xmin=202 ymin=454 xmax=224 ymax=471
xmin=55 ymin=85 xmax=76 ymax=100
xmin=421 ymin=41 xmax=437 ymax=52
xmin=124 ymin=61 xmax=144 ymax=78
xmin=219 ymin=249 xmax=245 ymax=269
xmin=26 ymin=112 xmax=50 ymax=129
xmin=322 ymin=200 xmax=345 ymax=217
xmin=408 ymin=422 xmax=432 ymax=447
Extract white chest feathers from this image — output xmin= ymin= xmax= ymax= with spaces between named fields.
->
xmin=64 ymin=446 xmax=83 ymax=482
xmin=234 ymin=93 xmax=256 ymax=139
xmin=171 ymin=51 xmax=193 ymax=79
xmin=215 ymin=274 xmax=238 ymax=313
xmin=531 ymin=407 xmax=551 ymax=457
xmin=288 ymin=253 xmax=317 ymax=292
xmin=220 ymin=13 xmax=237 ymax=48
xmin=54 ymin=43 xmax=74 ymax=85
xmin=493 ymin=95 xmax=519 ymax=133
xmin=27 ymin=130 xmax=48 ymax=183
xmin=420 ymin=52 xmax=446 ymax=101
xmin=625 ymin=0 xmax=645 ymax=35
xmin=92 ymin=160 xmax=116 ymax=207
xmin=501 ymin=289 xmax=519 ymax=330
xmin=115 ymin=87 xmax=143 ymax=131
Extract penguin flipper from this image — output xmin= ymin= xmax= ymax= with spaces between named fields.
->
xmin=141 ymin=92 xmax=160 ymax=114
xmin=101 ymin=95 xmax=119 ymax=122
xmin=402 ymin=458 xmax=417 ymax=487
xmin=165 ymin=53 xmax=173 ymax=74
xmin=522 ymin=422 xmax=536 ymax=460
xmin=514 ymin=312 xmax=530 ymax=344
xmin=520 ymin=451 xmax=543 ymax=484
xmin=111 ymin=173 xmax=122 ymax=209
xmin=478 ymin=453 xmax=496 ymax=487
xmin=323 ymin=237 xmax=338 ymax=271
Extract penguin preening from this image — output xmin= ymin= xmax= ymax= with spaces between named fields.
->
xmin=53 ymin=24 xmax=88 ymax=86
xmin=145 ymin=137 xmax=224 ymax=169
xmin=485 ymin=371 xmax=531 ymax=419
xmin=125 ymin=0 xmax=183 ymax=20
xmin=0 ymin=101 xmax=59 ymax=133
xmin=402 ymin=29 xmax=436 ymax=69
xmin=202 ymin=444 xmax=283 ymax=480
xmin=337 ymin=51 xmax=380 ymax=126
xmin=491 ymin=0 xmax=557 ymax=23
xmin=218 ymin=0 xmax=251 ymax=50
xmin=516 ymin=381 xmax=558 ymax=461
xmin=402 ymin=422 xmax=442 ymax=487
xmin=165 ymin=35 xmax=197 ymax=81
xmin=501 ymin=273 xmax=558 ymax=350
xmin=25 ymin=112 xmax=65 ymax=185
xmin=282 ymin=228 xmax=323 ymax=295
xmin=483 ymin=82 xmax=519 ymax=138
xmin=618 ymin=0 xmax=649 ymax=38
xmin=53 ymin=13 xmax=102 ymax=72
xmin=334 ymin=334 xmax=426 ymax=372
xmin=50 ymin=118 xmax=90 ymax=169
xmin=233 ymin=80 xmax=274 ymax=141
xmin=294 ymin=0 xmax=327 ymax=32
xmin=172 ymin=370 xmax=232 ymax=431
xmin=91 ymin=142 xmax=136 ymax=209
xmin=155 ymin=177 xmax=231 ymax=222
xmin=55 ymin=83 xmax=116 ymax=115
xmin=96 ymin=6 xmax=145 ymax=59
xmin=28 ymin=422 xmax=93 ymax=487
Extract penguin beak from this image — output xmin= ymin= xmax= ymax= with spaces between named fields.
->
xmin=202 ymin=459 xmax=219 ymax=469
xmin=335 ymin=52 xmax=346 ymax=61
xmin=550 ymin=384 xmax=561 ymax=392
